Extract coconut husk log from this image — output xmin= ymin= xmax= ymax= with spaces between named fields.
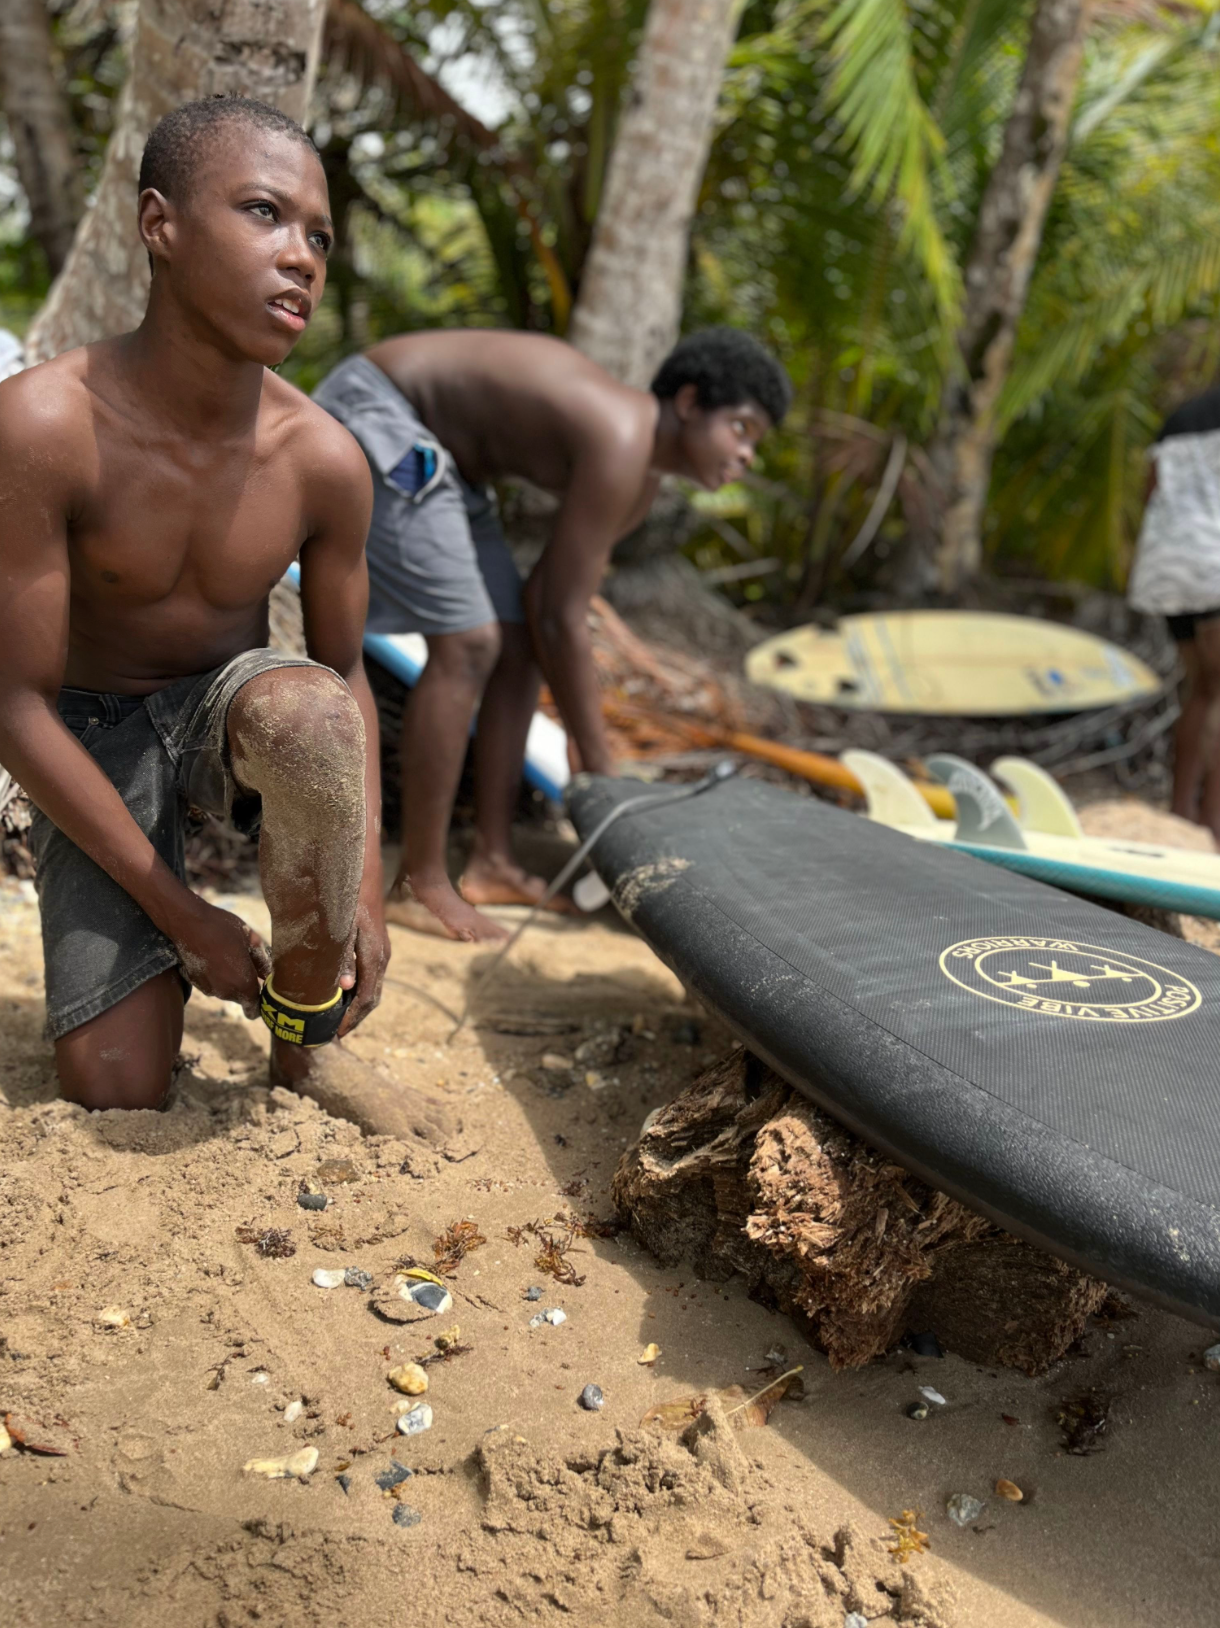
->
xmin=612 ymin=1049 xmax=1109 ymax=1374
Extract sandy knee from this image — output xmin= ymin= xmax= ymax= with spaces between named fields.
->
xmin=230 ymin=668 xmax=365 ymax=798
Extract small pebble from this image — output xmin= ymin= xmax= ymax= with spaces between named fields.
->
xmin=96 ymin=1306 xmax=130 ymax=1330
xmin=297 ymin=1192 xmax=328 ymax=1211
xmin=404 ymin=1281 xmax=452 ymax=1316
xmin=374 ymin=1460 xmax=414 ymax=1491
xmin=315 ymin=1158 xmax=359 ymax=1184
xmin=579 ymin=1384 xmax=605 ymax=1411
xmin=638 ymin=1343 xmax=662 ymax=1365
xmin=541 ymin=1052 xmax=574 ymax=1071
xmin=845 ymin=1615 xmax=869 ymax=1628
xmin=336 ymin=1473 xmax=351 ymax=1494
xmin=312 ymin=1268 xmax=346 ymax=1289
xmin=392 ymin=1503 xmax=423 ymax=1528
xmin=906 ymin=1402 xmax=929 ymax=1421
xmin=396 ymin=1403 xmax=433 ymax=1436
xmin=995 ymin=1478 xmax=1024 ymax=1502
xmin=344 ymin=1267 xmax=373 ymax=1291
xmin=946 ymin=1492 xmax=985 ymax=1527
xmin=1204 ymin=1342 xmax=1220 ymax=1373
xmin=283 ymin=1399 xmax=304 ymax=1423
xmin=906 ymin=1330 xmax=944 ymax=1358
xmin=250 ymin=1371 xmax=269 ymax=1385
xmin=388 ymin=1363 xmax=429 ymax=1396
xmin=524 ymin=1286 xmax=543 ymax=1302
xmin=764 ymin=1343 xmax=788 ymax=1367
xmin=918 ymin=1385 xmax=947 ymax=1406
xmin=0 ymin=1423 xmax=12 ymax=1454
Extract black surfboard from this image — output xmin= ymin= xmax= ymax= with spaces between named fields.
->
xmin=569 ymin=774 xmax=1220 ymax=1328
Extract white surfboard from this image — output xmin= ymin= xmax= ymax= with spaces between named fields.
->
xmin=844 ymin=750 xmax=1220 ymax=919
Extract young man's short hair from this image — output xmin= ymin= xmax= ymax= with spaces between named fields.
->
xmin=138 ymin=95 xmax=317 ymax=202
xmin=651 ymin=327 xmax=792 ymax=426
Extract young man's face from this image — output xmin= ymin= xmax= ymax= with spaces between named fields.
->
xmin=675 ymin=390 xmax=772 ymax=490
xmin=143 ymin=126 xmax=333 ymax=367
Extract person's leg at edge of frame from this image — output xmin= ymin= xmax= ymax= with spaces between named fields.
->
xmin=1187 ymin=617 xmax=1220 ymax=843
xmin=462 ymin=621 xmax=574 ymax=912
xmin=386 ymin=621 xmax=508 ymax=942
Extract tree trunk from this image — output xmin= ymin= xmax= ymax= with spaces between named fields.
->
xmin=929 ymin=0 xmax=1093 ymax=594
xmin=613 ymin=1049 xmax=1110 ymax=1373
xmin=24 ymin=0 xmax=328 ymax=364
xmin=0 ymin=0 xmax=85 ymax=277
xmin=566 ymin=0 xmax=740 ymax=387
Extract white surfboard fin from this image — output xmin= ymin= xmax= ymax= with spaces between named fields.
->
xmin=926 ymin=755 xmax=1027 ymax=851
xmin=573 ymin=871 xmax=612 ymax=912
xmin=991 ymin=757 xmax=1083 ymax=839
xmin=842 ymin=751 xmax=940 ymax=828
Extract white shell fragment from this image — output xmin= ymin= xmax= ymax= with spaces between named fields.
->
xmin=529 ymin=1307 xmax=567 ymax=1329
xmin=396 ymin=1402 xmax=433 ymax=1436
xmin=96 ymin=1306 xmax=130 ymax=1330
xmin=312 ymin=1268 xmax=346 ymax=1289
xmin=1204 ymin=1341 xmax=1220 ymax=1373
xmin=283 ymin=1399 xmax=304 ymax=1423
xmin=946 ymin=1492 xmax=985 ymax=1527
xmin=0 ymin=1422 xmax=12 ymax=1454
xmin=918 ymin=1386 xmax=947 ymax=1406
xmin=243 ymin=1446 xmax=319 ymax=1479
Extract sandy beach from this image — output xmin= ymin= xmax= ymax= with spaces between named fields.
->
xmin=1 ymin=815 xmax=1218 ymax=1627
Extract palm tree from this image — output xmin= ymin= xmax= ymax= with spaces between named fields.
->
xmin=567 ymin=0 xmax=744 ymax=385
xmin=929 ymin=0 xmax=1094 ymax=594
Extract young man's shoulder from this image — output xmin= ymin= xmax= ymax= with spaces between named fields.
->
xmin=0 ymin=346 xmax=97 ymax=469
xmin=263 ymin=369 xmax=370 ymax=493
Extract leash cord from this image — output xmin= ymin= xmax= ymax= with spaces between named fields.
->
xmin=446 ymin=760 xmax=738 ymax=1040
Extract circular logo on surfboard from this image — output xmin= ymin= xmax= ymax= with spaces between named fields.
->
xmin=939 ymin=936 xmax=1201 ymax=1022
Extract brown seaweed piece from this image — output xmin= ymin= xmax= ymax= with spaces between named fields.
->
xmin=1057 ymin=1389 xmax=1112 ymax=1454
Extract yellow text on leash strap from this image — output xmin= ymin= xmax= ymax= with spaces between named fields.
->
xmin=259 ymin=979 xmax=351 ymax=1046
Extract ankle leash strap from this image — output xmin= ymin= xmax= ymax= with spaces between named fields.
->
xmin=260 ymin=979 xmax=354 ymax=1047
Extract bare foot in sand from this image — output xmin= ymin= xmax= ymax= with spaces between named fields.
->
xmin=461 ymin=852 xmax=577 ymax=914
xmin=271 ymin=1038 xmax=455 ymax=1146
xmin=383 ymin=873 xmax=508 ymax=943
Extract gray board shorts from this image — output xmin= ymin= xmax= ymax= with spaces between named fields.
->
xmin=312 ymin=353 xmax=525 ymax=636
xmin=32 ymin=648 xmax=323 ymax=1041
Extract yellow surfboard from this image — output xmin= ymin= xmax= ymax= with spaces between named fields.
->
xmin=746 ymin=611 xmax=1161 ymax=715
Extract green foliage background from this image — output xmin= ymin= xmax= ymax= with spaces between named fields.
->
xmin=3 ymin=0 xmax=1219 ymax=608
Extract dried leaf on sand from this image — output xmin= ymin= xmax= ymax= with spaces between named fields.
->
xmin=504 ymin=1216 xmax=588 ymax=1287
xmin=234 ymin=1226 xmax=295 ymax=1259
xmin=432 ymin=1218 xmax=487 ymax=1276
xmin=887 ymin=1508 xmax=930 ymax=1564
xmin=3 ymin=1413 xmax=71 ymax=1456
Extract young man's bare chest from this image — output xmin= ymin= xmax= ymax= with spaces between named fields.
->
xmin=64 ymin=400 xmax=311 ymax=687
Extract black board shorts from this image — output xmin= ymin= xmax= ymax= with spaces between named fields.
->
xmin=31 ymin=648 xmax=321 ymax=1041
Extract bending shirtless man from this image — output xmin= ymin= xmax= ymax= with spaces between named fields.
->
xmin=314 ymin=327 xmax=791 ymax=941
xmin=0 ymin=96 xmax=446 ymax=1144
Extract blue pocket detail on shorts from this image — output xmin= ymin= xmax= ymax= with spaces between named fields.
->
xmin=386 ymin=444 xmax=442 ymax=501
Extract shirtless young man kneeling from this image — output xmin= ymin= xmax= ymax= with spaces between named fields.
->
xmin=0 ymin=97 xmax=446 ymax=1144
xmin=314 ymin=327 xmax=791 ymax=942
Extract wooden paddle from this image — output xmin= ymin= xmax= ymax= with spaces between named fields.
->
xmin=599 ymin=698 xmax=957 ymax=819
